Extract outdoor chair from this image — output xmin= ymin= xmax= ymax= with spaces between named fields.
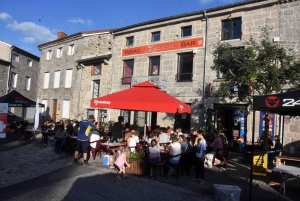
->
xmin=215 ymin=146 xmax=230 ymax=168
xmin=149 ymin=161 xmax=165 ymax=181
xmin=165 ymin=154 xmax=182 ymax=178
xmin=90 ymin=140 xmax=102 ymax=160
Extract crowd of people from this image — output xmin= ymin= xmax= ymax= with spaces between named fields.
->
xmin=42 ymin=115 xmax=228 ymax=182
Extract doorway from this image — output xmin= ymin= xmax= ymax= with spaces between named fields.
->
xmin=52 ymin=99 xmax=57 ymax=122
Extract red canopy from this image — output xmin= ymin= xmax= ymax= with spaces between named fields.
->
xmin=90 ymin=81 xmax=191 ymax=114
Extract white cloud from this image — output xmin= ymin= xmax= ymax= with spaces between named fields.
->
xmin=7 ymin=21 xmax=56 ymax=44
xmin=68 ymin=18 xmax=94 ymax=26
xmin=0 ymin=12 xmax=12 ymax=20
xmin=199 ymin=0 xmax=237 ymax=5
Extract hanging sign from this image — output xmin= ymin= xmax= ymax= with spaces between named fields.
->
xmin=0 ymin=103 xmax=8 ymax=138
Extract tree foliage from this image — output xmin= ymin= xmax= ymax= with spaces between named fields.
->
xmin=211 ymin=23 xmax=300 ymax=113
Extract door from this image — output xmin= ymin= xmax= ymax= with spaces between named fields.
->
xmin=52 ymin=99 xmax=57 ymax=122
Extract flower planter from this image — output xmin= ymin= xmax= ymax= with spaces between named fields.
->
xmin=126 ymin=159 xmax=147 ymax=175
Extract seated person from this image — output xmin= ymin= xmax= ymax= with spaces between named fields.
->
xmin=273 ymin=135 xmax=282 ymax=154
xmin=89 ymin=130 xmax=101 ymax=149
xmin=148 ymin=139 xmax=161 ymax=164
xmin=55 ymin=125 xmax=67 ymax=154
xmin=205 ymin=131 xmax=224 ymax=167
xmin=147 ymin=130 xmax=160 ymax=147
xmin=127 ymin=131 xmax=137 ymax=152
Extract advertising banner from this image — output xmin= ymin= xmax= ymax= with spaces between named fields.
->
xmin=0 ymin=103 xmax=8 ymax=138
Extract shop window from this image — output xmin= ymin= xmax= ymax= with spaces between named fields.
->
xmin=87 ymin=109 xmax=94 ymax=119
xmin=222 ymin=18 xmax=242 ymax=40
xmin=122 ymin=59 xmax=134 ymax=84
xmin=151 ymin=31 xmax=160 ymax=42
xmin=126 ymin=36 xmax=134 ymax=47
xmin=176 ymin=53 xmax=193 ymax=82
xmin=181 ymin=26 xmax=192 ymax=37
xmin=92 ymin=80 xmax=100 ymax=98
xmin=149 ymin=56 xmax=160 ymax=76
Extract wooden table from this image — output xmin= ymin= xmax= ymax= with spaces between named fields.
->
xmin=275 ymin=155 xmax=300 ymax=167
xmin=100 ymin=142 xmax=125 ymax=155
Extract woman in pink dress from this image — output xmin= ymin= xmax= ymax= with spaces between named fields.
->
xmin=114 ymin=148 xmax=131 ymax=179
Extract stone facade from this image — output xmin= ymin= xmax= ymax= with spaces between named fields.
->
xmin=0 ymin=60 xmax=9 ymax=97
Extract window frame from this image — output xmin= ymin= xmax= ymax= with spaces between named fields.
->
xmin=92 ymin=80 xmax=100 ymax=99
xmin=126 ymin=36 xmax=134 ymax=47
xmin=181 ymin=26 xmax=192 ymax=37
xmin=176 ymin=52 xmax=194 ymax=82
xmin=65 ymin=69 xmax=73 ymax=88
xmin=47 ymin=50 xmax=52 ymax=60
xmin=25 ymin=76 xmax=31 ymax=90
xmin=91 ymin=63 xmax=102 ymax=76
xmin=54 ymin=70 xmax=61 ymax=88
xmin=44 ymin=72 xmax=50 ymax=89
xmin=12 ymin=54 xmax=19 ymax=62
xmin=41 ymin=99 xmax=48 ymax=116
xmin=56 ymin=47 xmax=63 ymax=58
xmin=149 ymin=56 xmax=160 ymax=76
xmin=62 ymin=100 xmax=70 ymax=119
xmin=27 ymin=59 xmax=32 ymax=67
xmin=151 ymin=31 xmax=161 ymax=42
xmin=122 ymin=59 xmax=134 ymax=84
xmin=221 ymin=17 xmax=242 ymax=40
xmin=68 ymin=44 xmax=75 ymax=55
xmin=11 ymin=72 xmax=18 ymax=88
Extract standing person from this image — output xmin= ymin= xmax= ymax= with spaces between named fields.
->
xmin=114 ymin=148 xmax=131 ymax=179
xmin=73 ymin=115 xmax=100 ymax=166
xmin=112 ymin=116 xmax=125 ymax=142
xmin=66 ymin=119 xmax=75 ymax=136
xmin=192 ymin=130 xmax=207 ymax=183
xmin=159 ymin=127 xmax=169 ymax=144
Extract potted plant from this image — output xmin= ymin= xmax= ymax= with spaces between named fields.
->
xmin=126 ymin=150 xmax=147 ymax=175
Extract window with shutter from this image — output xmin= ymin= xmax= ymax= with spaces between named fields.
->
xmin=65 ymin=69 xmax=73 ymax=88
xmin=54 ymin=71 xmax=61 ymax=88
xmin=62 ymin=100 xmax=70 ymax=118
xmin=41 ymin=99 xmax=48 ymax=116
xmin=44 ymin=72 xmax=50 ymax=89
xmin=92 ymin=80 xmax=100 ymax=98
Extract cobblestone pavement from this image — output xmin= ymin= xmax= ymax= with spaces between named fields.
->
xmin=1 ymin=140 xmax=299 ymax=201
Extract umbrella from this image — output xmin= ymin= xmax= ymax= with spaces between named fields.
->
xmin=0 ymin=90 xmax=44 ymax=107
xmin=90 ymin=81 xmax=191 ymax=114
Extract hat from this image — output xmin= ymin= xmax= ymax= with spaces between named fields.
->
xmin=88 ymin=115 xmax=95 ymax=119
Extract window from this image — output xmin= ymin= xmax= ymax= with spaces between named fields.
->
xmin=56 ymin=47 xmax=62 ymax=58
xmin=54 ymin=71 xmax=61 ymax=88
xmin=46 ymin=50 xmax=52 ymax=60
xmin=25 ymin=76 xmax=31 ymax=90
xmin=149 ymin=56 xmax=160 ymax=75
xmin=65 ymin=69 xmax=73 ymax=88
xmin=222 ymin=18 xmax=242 ymax=40
xmin=217 ymin=47 xmax=244 ymax=79
xmin=181 ymin=26 xmax=192 ymax=37
xmin=87 ymin=109 xmax=94 ymax=119
xmin=10 ymin=72 xmax=18 ymax=88
xmin=92 ymin=80 xmax=100 ymax=98
xmin=12 ymin=54 xmax=19 ymax=62
xmin=27 ymin=59 xmax=32 ymax=66
xmin=62 ymin=100 xmax=70 ymax=118
xmin=126 ymin=36 xmax=134 ymax=47
xmin=91 ymin=64 xmax=101 ymax=75
xmin=176 ymin=53 xmax=193 ymax=82
xmin=122 ymin=59 xmax=134 ymax=84
xmin=44 ymin=72 xmax=50 ymax=89
xmin=151 ymin=32 xmax=160 ymax=42
xmin=68 ymin=44 xmax=74 ymax=55
xmin=41 ymin=99 xmax=48 ymax=116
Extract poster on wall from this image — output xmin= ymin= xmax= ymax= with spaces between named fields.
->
xmin=0 ymin=103 xmax=8 ymax=138
xmin=259 ymin=112 xmax=275 ymax=140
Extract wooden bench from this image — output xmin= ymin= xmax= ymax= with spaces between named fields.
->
xmin=275 ymin=155 xmax=300 ymax=167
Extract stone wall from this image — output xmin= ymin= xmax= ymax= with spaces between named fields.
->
xmin=0 ymin=61 xmax=9 ymax=97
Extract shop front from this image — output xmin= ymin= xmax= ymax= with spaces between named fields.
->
xmin=207 ymin=104 xmax=248 ymax=152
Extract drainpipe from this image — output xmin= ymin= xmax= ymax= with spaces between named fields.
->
xmin=76 ymin=63 xmax=85 ymax=120
xmin=110 ymin=31 xmax=116 ymax=93
xmin=202 ymin=10 xmax=208 ymax=128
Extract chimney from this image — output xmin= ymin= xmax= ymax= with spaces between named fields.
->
xmin=57 ymin=31 xmax=67 ymax=39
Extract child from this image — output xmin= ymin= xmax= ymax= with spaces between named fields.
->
xmin=148 ymin=139 xmax=160 ymax=164
xmin=114 ymin=148 xmax=131 ymax=179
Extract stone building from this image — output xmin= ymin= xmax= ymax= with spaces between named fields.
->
xmin=37 ymin=30 xmax=112 ymax=122
xmin=0 ymin=40 xmax=40 ymax=120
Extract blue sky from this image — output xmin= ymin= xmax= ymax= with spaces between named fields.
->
xmin=0 ymin=0 xmax=240 ymax=56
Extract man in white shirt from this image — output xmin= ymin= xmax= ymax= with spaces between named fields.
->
xmin=159 ymin=127 xmax=169 ymax=144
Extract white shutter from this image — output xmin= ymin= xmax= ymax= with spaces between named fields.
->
xmin=44 ymin=72 xmax=50 ymax=89
xmin=54 ymin=71 xmax=61 ymax=88
xmin=65 ymin=69 xmax=72 ymax=88
xmin=28 ymin=77 xmax=31 ymax=90
xmin=62 ymin=100 xmax=70 ymax=118
xmin=14 ymin=74 xmax=18 ymax=87
xmin=41 ymin=99 xmax=48 ymax=116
